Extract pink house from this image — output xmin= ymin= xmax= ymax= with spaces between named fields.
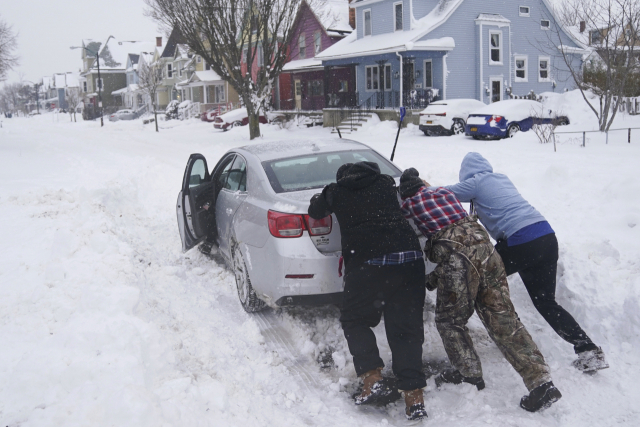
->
xmin=278 ymin=0 xmax=354 ymax=111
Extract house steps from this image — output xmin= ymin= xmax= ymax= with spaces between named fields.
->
xmin=331 ymin=112 xmax=375 ymax=134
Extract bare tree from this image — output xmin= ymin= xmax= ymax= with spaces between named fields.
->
xmin=66 ymin=88 xmax=82 ymax=122
xmin=0 ymin=17 xmax=19 ymax=82
xmin=138 ymin=60 xmax=164 ymax=132
xmin=145 ymin=0 xmax=315 ymax=139
xmin=551 ymin=0 xmax=640 ymax=131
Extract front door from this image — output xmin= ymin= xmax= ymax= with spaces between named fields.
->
xmin=491 ymin=78 xmax=502 ymax=103
xmin=176 ymin=154 xmax=214 ymax=252
xmin=294 ymin=80 xmax=302 ymax=109
xmin=403 ymin=60 xmax=414 ymax=93
xmin=214 ymin=155 xmax=248 ymax=258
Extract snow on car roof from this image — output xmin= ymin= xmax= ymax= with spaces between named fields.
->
xmin=470 ymin=99 xmax=549 ymax=120
xmin=239 ymin=138 xmax=370 ymax=161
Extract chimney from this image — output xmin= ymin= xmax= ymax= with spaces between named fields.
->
xmin=580 ymin=21 xmax=586 ymax=33
xmin=348 ymin=0 xmax=355 ymax=30
xmin=156 ymin=36 xmax=162 ymax=47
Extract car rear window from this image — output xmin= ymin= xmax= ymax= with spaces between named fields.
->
xmin=262 ymin=150 xmax=401 ymax=193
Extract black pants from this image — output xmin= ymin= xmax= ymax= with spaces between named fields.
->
xmin=340 ymin=260 xmax=426 ymax=391
xmin=495 ymin=233 xmax=595 ymax=353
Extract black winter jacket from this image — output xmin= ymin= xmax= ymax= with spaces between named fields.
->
xmin=308 ymin=162 xmax=420 ymax=267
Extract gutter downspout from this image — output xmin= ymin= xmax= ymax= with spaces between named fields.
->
xmin=479 ymin=23 xmax=483 ymax=101
xmin=443 ymin=53 xmax=448 ymax=100
xmin=396 ymin=51 xmax=403 ymax=107
xmin=508 ymin=23 xmax=512 ymax=96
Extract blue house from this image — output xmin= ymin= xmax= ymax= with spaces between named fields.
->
xmin=317 ymin=0 xmax=585 ymax=109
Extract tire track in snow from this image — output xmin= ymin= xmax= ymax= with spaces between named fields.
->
xmin=254 ymin=310 xmax=325 ymax=396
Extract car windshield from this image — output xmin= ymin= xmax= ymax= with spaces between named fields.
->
xmin=262 ymin=150 xmax=400 ymax=193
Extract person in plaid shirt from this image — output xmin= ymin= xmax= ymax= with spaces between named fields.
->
xmin=400 ymin=168 xmax=562 ymax=413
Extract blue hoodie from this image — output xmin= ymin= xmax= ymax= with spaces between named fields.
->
xmin=442 ymin=152 xmax=548 ymax=241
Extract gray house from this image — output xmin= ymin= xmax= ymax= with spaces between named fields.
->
xmin=317 ymin=0 xmax=585 ymax=108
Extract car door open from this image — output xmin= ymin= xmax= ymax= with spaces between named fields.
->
xmin=176 ymin=154 xmax=214 ymax=252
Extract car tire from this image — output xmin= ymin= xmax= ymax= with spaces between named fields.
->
xmin=507 ymin=124 xmax=520 ymax=138
xmin=232 ymin=121 xmax=242 ymax=128
xmin=423 ymin=130 xmax=431 ymax=136
xmin=558 ymin=118 xmax=569 ymax=126
xmin=451 ymin=119 xmax=465 ymax=135
xmin=233 ymin=245 xmax=266 ymax=313
xmin=472 ymin=135 xmax=481 ymax=140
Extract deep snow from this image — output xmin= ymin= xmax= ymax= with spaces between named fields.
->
xmin=1 ymin=95 xmax=639 ymax=426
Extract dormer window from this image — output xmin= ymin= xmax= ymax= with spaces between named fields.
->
xmin=364 ymin=9 xmax=372 ymax=37
xmin=541 ymin=19 xmax=550 ymax=30
xmin=519 ymin=6 xmax=530 ymax=17
xmin=299 ymin=34 xmax=306 ymax=59
xmin=394 ymin=2 xmax=403 ymax=31
xmin=590 ymin=30 xmax=602 ymax=44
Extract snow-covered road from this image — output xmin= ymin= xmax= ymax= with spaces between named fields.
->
xmin=1 ymin=103 xmax=639 ymax=426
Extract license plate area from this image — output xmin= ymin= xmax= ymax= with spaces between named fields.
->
xmin=470 ymin=127 xmax=478 ymax=131
xmin=426 ymin=121 xmax=433 ymax=124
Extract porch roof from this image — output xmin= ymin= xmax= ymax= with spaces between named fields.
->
xmin=176 ymin=70 xmax=224 ymax=88
xmin=282 ymin=58 xmax=323 ymax=72
xmin=316 ymin=31 xmax=455 ymax=61
xmin=112 ymin=84 xmax=139 ymax=95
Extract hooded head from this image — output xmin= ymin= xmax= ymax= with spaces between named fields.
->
xmin=459 ymin=152 xmax=493 ymax=182
xmin=399 ymin=168 xmax=425 ymax=198
xmin=336 ymin=161 xmax=381 ymax=190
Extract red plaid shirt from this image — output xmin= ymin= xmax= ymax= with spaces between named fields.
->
xmin=401 ymin=186 xmax=468 ymax=237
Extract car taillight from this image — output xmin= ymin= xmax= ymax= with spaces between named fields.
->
xmin=268 ymin=210 xmax=304 ymax=238
xmin=488 ymin=115 xmax=503 ymax=123
xmin=435 ymin=113 xmax=446 ymax=117
xmin=304 ymin=215 xmax=332 ymax=236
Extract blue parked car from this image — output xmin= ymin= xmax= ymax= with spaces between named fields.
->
xmin=465 ymin=100 xmax=569 ymax=139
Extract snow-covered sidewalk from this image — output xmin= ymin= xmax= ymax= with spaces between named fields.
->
xmin=0 ymin=108 xmax=639 ymax=426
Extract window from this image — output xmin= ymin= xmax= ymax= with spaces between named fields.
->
xmin=83 ymin=81 xmax=87 ymax=92
xmin=339 ymin=80 xmax=348 ymax=92
xmin=257 ymin=46 xmax=264 ymax=67
xmin=308 ymin=80 xmax=323 ymax=96
xmin=394 ymin=2 xmax=403 ymax=31
xmin=298 ymin=34 xmax=306 ymax=59
xmin=365 ymin=65 xmax=379 ymax=90
xmin=215 ymin=85 xmax=225 ymax=102
xmin=383 ymin=64 xmax=392 ymax=90
xmin=225 ymin=156 xmax=247 ymax=192
xmin=489 ymin=31 xmax=502 ymax=64
xmin=189 ymin=159 xmax=207 ymax=188
xmin=179 ymin=63 xmax=183 ymax=77
xmin=196 ymin=55 xmax=202 ymax=63
xmin=590 ymin=30 xmax=602 ymax=44
xmin=166 ymin=63 xmax=173 ymax=78
xmin=515 ymin=55 xmax=528 ymax=81
xmin=541 ymin=19 xmax=550 ymax=30
xmin=96 ymin=78 xmax=104 ymax=91
xmin=242 ymin=47 xmax=248 ymax=63
xmin=313 ymin=32 xmax=322 ymax=55
xmin=519 ymin=6 xmax=530 ymax=17
xmin=538 ymin=56 xmax=550 ymax=81
xmin=363 ymin=9 xmax=372 ymax=37
xmin=424 ymin=60 xmax=432 ymax=87
xmin=206 ymin=62 xmax=211 ymax=70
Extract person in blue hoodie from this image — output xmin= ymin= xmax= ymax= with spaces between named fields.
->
xmin=442 ymin=152 xmax=608 ymax=374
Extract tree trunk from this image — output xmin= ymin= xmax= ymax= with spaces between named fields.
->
xmin=244 ymin=97 xmax=261 ymax=140
xmin=154 ymin=109 xmax=159 ymax=132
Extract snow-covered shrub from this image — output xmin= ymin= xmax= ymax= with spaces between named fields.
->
xmin=165 ymin=100 xmax=179 ymax=121
xmin=178 ymin=100 xmax=193 ymax=120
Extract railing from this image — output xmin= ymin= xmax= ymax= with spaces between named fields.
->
xmin=553 ymin=126 xmax=640 ymax=146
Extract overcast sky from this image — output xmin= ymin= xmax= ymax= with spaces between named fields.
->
xmin=2 ymin=0 xmax=162 ymax=84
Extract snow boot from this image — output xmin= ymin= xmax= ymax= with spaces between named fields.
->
xmin=403 ymin=389 xmax=427 ymax=422
xmin=520 ymin=381 xmax=562 ymax=412
xmin=435 ymin=369 xmax=485 ymax=391
xmin=354 ymin=367 xmax=401 ymax=406
xmin=573 ymin=347 xmax=609 ymax=374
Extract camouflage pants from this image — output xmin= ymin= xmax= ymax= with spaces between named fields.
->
xmin=426 ymin=216 xmax=551 ymax=391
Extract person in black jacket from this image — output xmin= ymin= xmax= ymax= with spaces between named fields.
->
xmin=308 ymin=162 xmax=427 ymax=421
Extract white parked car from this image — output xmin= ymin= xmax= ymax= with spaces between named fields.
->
xmin=418 ymin=99 xmax=486 ymax=136
xmin=108 ymin=109 xmax=135 ymax=122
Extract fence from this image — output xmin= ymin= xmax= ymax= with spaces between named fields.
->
xmin=553 ymin=126 xmax=640 ymax=147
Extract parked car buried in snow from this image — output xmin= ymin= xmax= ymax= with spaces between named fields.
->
xmin=200 ymin=107 xmax=227 ymax=122
xmin=108 ymin=109 xmax=136 ymax=122
xmin=465 ymin=99 xmax=569 ymax=139
xmin=176 ymin=139 xmax=402 ymax=312
xmin=213 ymin=108 xmax=269 ymax=130
xmin=419 ymin=99 xmax=486 ymax=136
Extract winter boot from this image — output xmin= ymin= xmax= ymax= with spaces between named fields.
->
xmin=403 ymin=389 xmax=427 ymax=422
xmin=520 ymin=381 xmax=562 ymax=412
xmin=435 ymin=369 xmax=485 ymax=391
xmin=354 ymin=368 xmax=401 ymax=406
xmin=573 ymin=347 xmax=609 ymax=374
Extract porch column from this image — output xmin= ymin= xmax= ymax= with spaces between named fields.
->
xmin=203 ymin=85 xmax=208 ymax=104
xmin=324 ymin=66 xmax=332 ymax=108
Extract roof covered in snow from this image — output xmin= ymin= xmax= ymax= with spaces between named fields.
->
xmin=318 ymin=0 xmax=352 ymax=34
xmin=283 ymin=57 xmax=323 ymax=72
xmin=94 ymin=38 xmax=156 ymax=71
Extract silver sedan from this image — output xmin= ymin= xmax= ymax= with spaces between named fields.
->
xmin=108 ymin=109 xmax=135 ymax=121
xmin=176 ymin=139 xmax=402 ymax=312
